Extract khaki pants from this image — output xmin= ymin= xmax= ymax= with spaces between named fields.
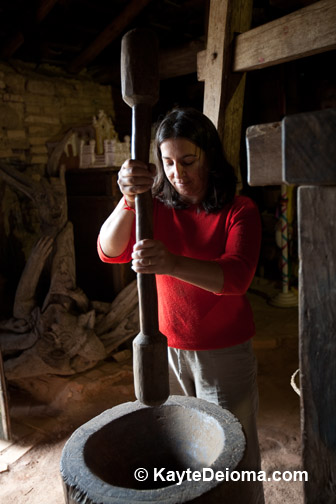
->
xmin=168 ymin=340 xmax=265 ymax=503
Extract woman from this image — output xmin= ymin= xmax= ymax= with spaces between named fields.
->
xmin=98 ymin=108 xmax=264 ymax=499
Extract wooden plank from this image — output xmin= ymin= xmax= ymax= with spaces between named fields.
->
xmin=67 ymin=0 xmax=154 ymax=74
xmin=0 ymin=431 xmax=44 ymax=468
xmin=298 ymin=186 xmax=336 ymax=503
xmin=246 ymin=121 xmax=283 ymax=186
xmin=283 ymin=108 xmax=336 ymax=185
xmin=233 ymin=0 xmax=336 ymax=72
xmin=201 ymin=0 xmax=253 ymax=171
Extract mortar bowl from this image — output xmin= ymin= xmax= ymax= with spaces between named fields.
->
xmin=60 ymin=395 xmax=245 ymax=503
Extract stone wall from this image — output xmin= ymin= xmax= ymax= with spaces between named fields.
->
xmin=0 ymin=61 xmax=119 ymax=318
xmin=0 ymin=60 xmax=115 ymax=165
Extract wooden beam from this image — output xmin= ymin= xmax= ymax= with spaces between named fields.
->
xmin=198 ymin=0 xmax=336 ymax=78
xmin=201 ymin=0 xmax=253 ymax=171
xmin=67 ymin=0 xmax=154 ymax=74
xmin=298 ymin=185 xmax=336 ymax=504
xmin=246 ymin=122 xmax=283 ymax=186
xmin=233 ymin=0 xmax=336 ymax=72
xmin=0 ymin=0 xmax=59 ymax=59
xmin=159 ymin=40 xmax=205 ymax=80
xmin=283 ymin=108 xmax=336 ymax=185
xmin=86 ymin=39 xmax=205 ymax=84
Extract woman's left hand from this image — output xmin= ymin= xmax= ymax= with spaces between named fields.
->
xmin=131 ymin=239 xmax=176 ymax=275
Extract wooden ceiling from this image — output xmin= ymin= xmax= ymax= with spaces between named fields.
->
xmin=0 ymin=0 xmax=207 ymax=85
xmin=0 ymin=0 xmax=319 ymax=87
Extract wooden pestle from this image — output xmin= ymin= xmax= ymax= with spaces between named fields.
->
xmin=120 ymin=28 xmax=169 ymax=406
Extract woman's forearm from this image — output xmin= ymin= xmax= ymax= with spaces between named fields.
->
xmin=171 ymin=255 xmax=224 ymax=294
xmin=99 ymin=197 xmax=135 ymax=258
xmin=131 ymin=239 xmax=224 ymax=293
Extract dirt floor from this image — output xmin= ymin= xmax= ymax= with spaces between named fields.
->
xmin=0 ymin=278 xmax=302 ymax=504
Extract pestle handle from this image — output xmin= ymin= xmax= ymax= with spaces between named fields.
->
xmin=120 ymin=28 xmax=169 ymax=406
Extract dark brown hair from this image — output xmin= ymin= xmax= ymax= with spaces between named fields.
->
xmin=152 ymin=107 xmax=237 ymax=213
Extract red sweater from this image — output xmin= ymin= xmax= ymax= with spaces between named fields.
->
xmin=98 ymin=195 xmax=261 ymax=350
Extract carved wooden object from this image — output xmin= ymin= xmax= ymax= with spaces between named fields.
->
xmin=0 ymin=164 xmax=139 ymax=382
xmin=121 ymin=28 xmax=169 ymax=406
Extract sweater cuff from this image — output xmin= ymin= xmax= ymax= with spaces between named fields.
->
xmin=97 ymin=235 xmax=132 ymax=264
xmin=214 ymin=257 xmax=256 ymax=296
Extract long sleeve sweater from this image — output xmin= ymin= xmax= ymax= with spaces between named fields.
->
xmin=98 ymin=195 xmax=261 ymax=350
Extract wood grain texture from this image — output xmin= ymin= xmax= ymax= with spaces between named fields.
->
xmin=120 ymin=29 xmax=169 ymax=406
xmin=298 ymin=186 xmax=336 ymax=503
xmin=201 ymin=0 xmax=253 ymax=171
xmin=283 ymin=108 xmax=336 ymax=185
xmin=233 ymin=0 xmax=336 ymax=71
xmin=246 ymin=121 xmax=283 ymax=186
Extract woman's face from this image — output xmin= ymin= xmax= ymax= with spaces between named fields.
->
xmin=160 ymin=138 xmax=208 ymax=205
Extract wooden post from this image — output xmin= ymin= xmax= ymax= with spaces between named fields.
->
xmin=198 ymin=0 xmax=253 ymax=173
xmin=298 ymin=186 xmax=336 ymax=503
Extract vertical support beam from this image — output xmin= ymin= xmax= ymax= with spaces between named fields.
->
xmin=200 ymin=0 xmax=253 ymax=171
xmin=298 ymin=186 xmax=336 ymax=503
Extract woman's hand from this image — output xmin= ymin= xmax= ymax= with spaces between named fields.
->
xmin=132 ymin=239 xmax=177 ymax=275
xmin=117 ymin=159 xmax=156 ymax=206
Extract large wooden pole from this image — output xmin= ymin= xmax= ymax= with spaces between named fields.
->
xmin=298 ymin=185 xmax=336 ymax=503
xmin=120 ymin=28 xmax=169 ymax=407
xmin=198 ymin=0 xmax=253 ymax=173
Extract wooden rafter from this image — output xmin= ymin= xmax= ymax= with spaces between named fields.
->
xmin=0 ymin=0 xmax=59 ymax=59
xmin=67 ymin=0 xmax=154 ymax=74
xmin=158 ymin=40 xmax=205 ymax=80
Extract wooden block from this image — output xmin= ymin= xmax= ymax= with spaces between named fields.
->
xmin=246 ymin=121 xmax=282 ymax=186
xmin=298 ymin=186 xmax=336 ymax=503
xmin=283 ymin=108 xmax=336 ymax=185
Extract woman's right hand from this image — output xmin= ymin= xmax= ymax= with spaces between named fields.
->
xmin=117 ymin=159 xmax=156 ymax=206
